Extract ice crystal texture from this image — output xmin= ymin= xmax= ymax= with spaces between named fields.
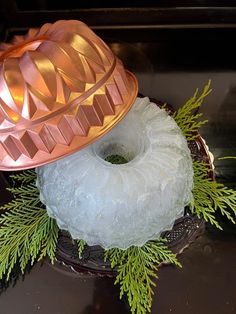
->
xmin=37 ymin=97 xmax=193 ymax=249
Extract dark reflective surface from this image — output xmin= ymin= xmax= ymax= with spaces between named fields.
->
xmin=0 ymin=231 xmax=236 ymax=314
xmin=0 ymin=25 xmax=236 ymax=314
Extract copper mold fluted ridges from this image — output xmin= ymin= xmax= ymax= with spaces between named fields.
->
xmin=0 ymin=20 xmax=138 ymax=170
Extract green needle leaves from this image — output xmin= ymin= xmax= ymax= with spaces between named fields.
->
xmin=104 ymin=239 xmax=181 ymax=314
xmin=0 ymin=170 xmax=59 ymax=281
xmin=191 ymin=160 xmax=236 ymax=229
xmin=173 ymin=80 xmax=211 ymax=141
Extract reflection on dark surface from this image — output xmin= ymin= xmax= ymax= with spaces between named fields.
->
xmin=0 ymin=231 xmax=235 ymax=314
xmin=108 ymin=40 xmax=236 ymax=189
xmin=216 ymin=85 xmax=236 ymax=133
xmin=81 ymin=278 xmax=128 ymax=314
xmin=0 ymin=25 xmax=236 ymax=314
xmin=210 ymin=85 xmax=236 ymax=184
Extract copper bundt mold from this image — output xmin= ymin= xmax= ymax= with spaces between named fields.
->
xmin=0 ymin=20 xmax=138 ymax=170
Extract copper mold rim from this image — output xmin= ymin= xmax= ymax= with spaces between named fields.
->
xmin=0 ymin=20 xmax=138 ymax=171
xmin=51 ymin=98 xmax=214 ymax=278
xmin=0 ymin=71 xmax=137 ymax=171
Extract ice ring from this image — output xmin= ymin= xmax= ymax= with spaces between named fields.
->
xmin=36 ymin=97 xmax=194 ymax=249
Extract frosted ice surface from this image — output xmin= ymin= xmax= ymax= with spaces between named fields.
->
xmin=36 ymin=97 xmax=193 ymax=249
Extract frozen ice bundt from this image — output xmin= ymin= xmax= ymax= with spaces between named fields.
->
xmin=37 ymin=97 xmax=194 ymax=249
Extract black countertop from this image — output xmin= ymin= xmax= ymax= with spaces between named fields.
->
xmin=0 ymin=230 xmax=236 ymax=314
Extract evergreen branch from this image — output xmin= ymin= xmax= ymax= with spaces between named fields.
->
xmin=7 ymin=183 xmax=38 ymax=195
xmin=191 ymin=160 xmax=236 ymax=229
xmin=38 ymin=222 xmax=59 ymax=263
xmin=10 ymin=170 xmax=37 ymax=183
xmin=105 ymin=154 xmax=128 ymax=165
xmin=104 ymin=239 xmax=181 ymax=314
xmin=77 ymin=239 xmax=86 ymax=259
xmin=218 ymin=156 xmax=236 ymax=160
xmin=0 ymin=172 xmax=38 ymax=212
xmin=173 ymin=80 xmax=211 ymax=141
xmin=0 ymin=170 xmax=59 ymax=281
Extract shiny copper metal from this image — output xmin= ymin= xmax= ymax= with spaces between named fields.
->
xmin=0 ymin=20 xmax=138 ymax=170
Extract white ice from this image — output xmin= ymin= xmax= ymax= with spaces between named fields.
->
xmin=36 ymin=97 xmax=193 ymax=249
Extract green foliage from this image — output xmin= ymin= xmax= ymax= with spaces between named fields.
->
xmin=218 ymin=156 xmax=236 ymax=160
xmin=173 ymin=80 xmax=211 ymax=141
xmin=9 ymin=169 xmax=37 ymax=184
xmin=77 ymin=239 xmax=86 ymax=259
xmin=191 ymin=160 xmax=236 ymax=229
xmin=0 ymin=170 xmax=59 ymax=281
xmin=105 ymin=154 xmax=128 ymax=164
xmin=104 ymin=239 xmax=181 ymax=314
